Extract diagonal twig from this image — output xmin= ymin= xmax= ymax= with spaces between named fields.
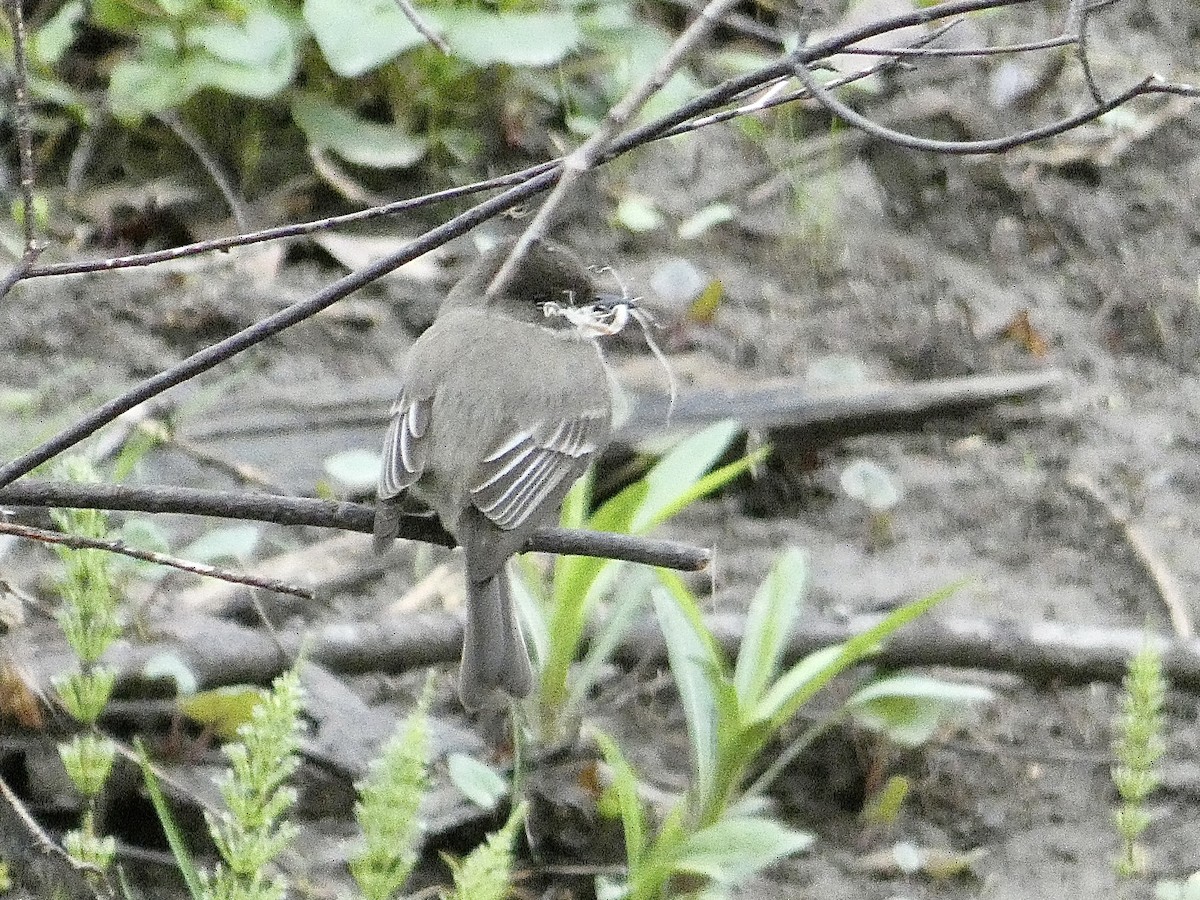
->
xmin=0 ymin=521 xmax=316 ymax=600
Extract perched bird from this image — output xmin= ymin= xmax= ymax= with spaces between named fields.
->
xmin=375 ymin=238 xmax=615 ymax=708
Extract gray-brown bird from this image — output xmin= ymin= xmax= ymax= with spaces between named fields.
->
xmin=374 ymin=238 xmax=614 ymax=708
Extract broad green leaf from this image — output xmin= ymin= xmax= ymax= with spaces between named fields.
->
xmin=848 ymin=674 xmax=993 ymax=747
xmin=32 ymin=1 xmax=84 ymax=67
xmin=674 ymin=816 xmax=813 ymax=882
xmin=734 ymin=547 xmax=808 ymax=706
xmin=594 ymin=730 xmax=648 ymax=866
xmin=303 ymin=0 xmax=426 ymax=77
xmin=181 ymin=523 xmax=261 ymax=565
xmin=189 ymin=6 xmax=295 ymax=69
xmin=180 ymin=686 xmax=265 ymax=739
xmin=447 ymin=753 xmax=508 ymax=810
xmin=758 ymin=583 xmax=962 ymax=728
xmin=755 ymin=644 xmax=847 ymax=725
xmin=437 ymin=10 xmax=581 ymax=68
xmin=108 ymin=54 xmax=202 ymax=119
xmin=292 ymin=92 xmax=427 ymax=169
xmin=653 ymin=585 xmax=718 ymax=801
xmin=323 ymin=448 xmax=381 ymax=493
xmin=633 ymin=420 xmax=741 ymax=532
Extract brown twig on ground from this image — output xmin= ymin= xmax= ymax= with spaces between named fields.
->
xmin=0 ymin=772 xmax=105 ymax=900
xmin=619 ymin=369 xmax=1065 ymax=441
xmin=1064 ymin=472 xmax=1192 ymax=639
xmin=617 ymin=613 xmax=1200 ymax=690
xmin=0 ymin=520 xmax=317 ymax=601
xmin=0 ymin=480 xmax=713 ymax=572
xmin=27 ymin=607 xmax=1200 ymax=698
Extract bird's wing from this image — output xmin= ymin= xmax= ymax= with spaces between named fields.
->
xmin=378 ymin=392 xmax=432 ymax=500
xmin=469 ymin=409 xmax=609 ymax=531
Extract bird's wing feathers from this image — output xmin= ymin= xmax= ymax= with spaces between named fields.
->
xmin=470 ymin=409 xmax=608 ymax=530
xmin=378 ymin=393 xmax=432 ymax=500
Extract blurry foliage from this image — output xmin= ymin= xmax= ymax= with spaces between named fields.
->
xmin=1 ymin=0 xmax=716 ymax=235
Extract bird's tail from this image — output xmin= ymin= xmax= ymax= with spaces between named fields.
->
xmin=459 ymin=571 xmax=533 ymax=709
xmin=373 ymin=501 xmax=401 ymax=554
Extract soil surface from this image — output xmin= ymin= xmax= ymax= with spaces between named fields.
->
xmin=2 ymin=0 xmax=1200 ymax=898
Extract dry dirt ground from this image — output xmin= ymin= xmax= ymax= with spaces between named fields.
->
xmin=2 ymin=1 xmax=1200 ymax=898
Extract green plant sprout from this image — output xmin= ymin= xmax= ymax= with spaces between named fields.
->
xmin=350 ymin=676 xmax=435 ymax=900
xmin=444 ymin=801 xmax=528 ymax=900
xmin=50 ymin=456 xmax=123 ymax=875
xmin=201 ymin=666 xmax=304 ymax=900
xmin=839 ymin=458 xmax=903 ymax=550
xmin=518 ymin=420 xmax=767 ymax=742
xmin=586 ymin=544 xmax=976 ymax=899
xmin=1112 ymin=640 xmax=1167 ymax=877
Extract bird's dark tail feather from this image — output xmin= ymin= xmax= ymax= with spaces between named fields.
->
xmin=459 ymin=571 xmax=533 ymax=709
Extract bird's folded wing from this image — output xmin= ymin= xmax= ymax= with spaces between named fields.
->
xmin=378 ymin=394 xmax=432 ymax=500
xmin=469 ymin=410 xmax=608 ymax=531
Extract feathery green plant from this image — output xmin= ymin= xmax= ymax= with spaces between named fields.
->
xmin=350 ymin=677 xmax=435 ymax=900
xmin=587 ymin=550 xmax=977 ymax=899
xmin=445 ymin=801 xmax=528 ymax=900
xmin=51 ymin=456 xmax=122 ymax=874
xmin=1112 ymin=640 xmax=1167 ymax=877
xmin=201 ymin=666 xmax=305 ymax=900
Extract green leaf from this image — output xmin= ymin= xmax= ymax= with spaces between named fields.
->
xmin=324 ymin=448 xmax=381 ymax=493
xmin=292 ymin=92 xmax=427 ymax=169
xmin=135 ymin=739 xmax=206 ymax=900
xmin=757 ymin=583 xmax=963 ymax=728
xmin=734 ymin=547 xmax=808 ymax=706
xmin=677 ymin=203 xmax=735 ymax=241
xmin=594 ymin=730 xmax=648 ymax=866
xmin=108 ymin=53 xmax=203 ymax=119
xmin=180 ymin=686 xmax=265 ymax=740
xmin=447 ymin=753 xmax=508 ymax=811
xmin=181 ymin=523 xmax=260 ymax=565
xmin=32 ymin=1 xmax=85 ymax=67
xmin=569 ymin=566 xmax=653 ymax=712
xmin=615 ymin=194 xmax=664 ymax=234
xmin=633 ymin=420 xmax=743 ymax=532
xmin=189 ymin=5 xmax=296 ymax=70
xmin=303 ymin=0 xmax=426 ymax=77
xmin=674 ymin=816 xmax=813 ymax=883
xmin=847 ymin=674 xmax=993 ymax=747
xmin=438 ymin=10 xmax=581 ymax=68
xmin=653 ymin=584 xmax=719 ymax=801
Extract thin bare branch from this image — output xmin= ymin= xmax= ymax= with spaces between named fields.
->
xmin=3 ymin=0 xmax=39 ymax=254
xmin=156 ymin=112 xmax=251 ymax=231
xmin=0 ymin=169 xmax=556 ymax=487
xmin=488 ymin=0 xmax=743 ymax=298
xmin=0 ymin=245 xmax=43 ymax=302
xmin=0 ymin=480 xmax=713 ymax=571
xmin=391 ymin=0 xmax=449 ymax=53
xmin=0 ymin=520 xmax=316 ymax=600
xmin=793 ymin=62 xmax=1158 ymax=154
xmin=1067 ymin=0 xmax=1103 ymax=104
xmin=838 ymin=33 xmax=1075 ymax=57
